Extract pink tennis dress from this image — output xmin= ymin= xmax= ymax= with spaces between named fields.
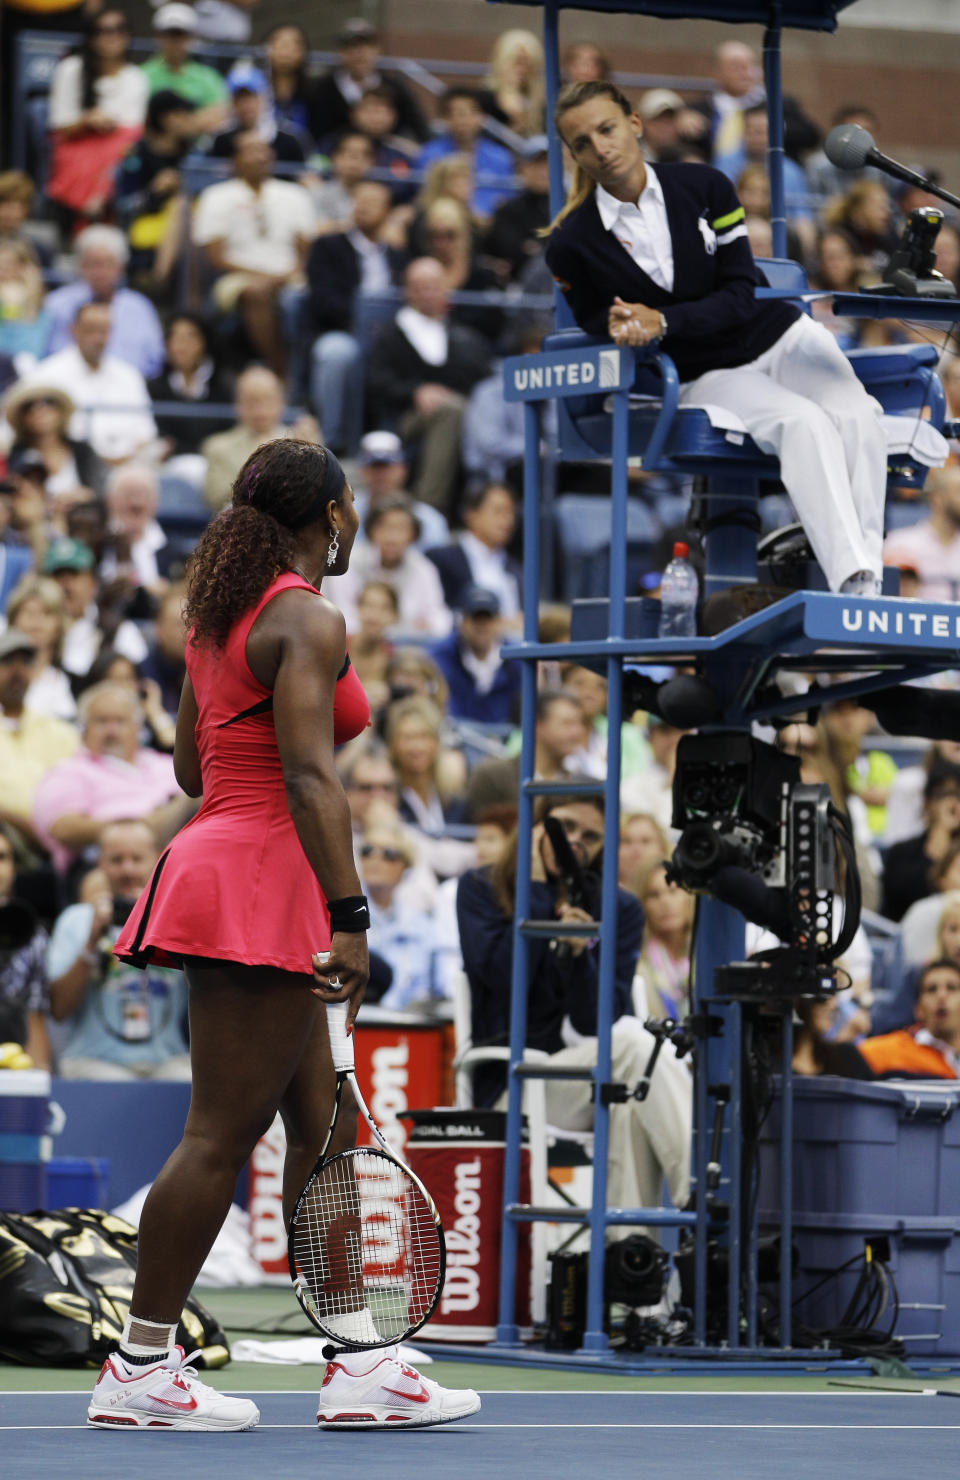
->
xmin=114 ymin=572 xmax=370 ymax=973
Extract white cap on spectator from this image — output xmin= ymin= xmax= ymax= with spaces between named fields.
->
xmin=639 ymin=88 xmax=685 ymax=120
xmin=153 ymin=3 xmax=198 ymax=32
xmin=359 ymin=430 xmax=405 ymax=466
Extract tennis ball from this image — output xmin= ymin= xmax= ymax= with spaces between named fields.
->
xmin=0 ymin=1043 xmax=33 ymax=1070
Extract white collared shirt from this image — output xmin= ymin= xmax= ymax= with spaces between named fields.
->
xmin=459 ymin=530 xmax=519 ymax=618
xmin=595 ymin=166 xmax=674 ymax=292
xmin=459 ymin=639 xmax=504 ymax=696
xmin=396 ymin=306 xmax=448 ymax=367
xmin=914 ymin=1028 xmax=960 ymax=1077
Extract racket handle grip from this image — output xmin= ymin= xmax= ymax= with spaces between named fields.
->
xmin=316 ymin=952 xmax=355 ymax=1072
xmin=326 ymin=1001 xmax=354 ymax=1072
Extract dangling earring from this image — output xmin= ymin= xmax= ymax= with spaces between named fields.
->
xmin=326 ymin=528 xmax=340 ymax=567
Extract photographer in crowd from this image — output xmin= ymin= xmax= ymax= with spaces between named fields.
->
xmin=457 ymin=791 xmax=692 ymax=1219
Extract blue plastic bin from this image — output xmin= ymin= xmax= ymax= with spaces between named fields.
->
xmin=758 ymin=1077 xmax=960 ymax=1219
xmin=758 ymin=1077 xmax=960 ymax=1355
xmin=0 ymin=1070 xmax=51 ymax=1212
xmin=45 ymin=1156 xmax=110 ymax=1209
xmin=787 ymin=1212 xmax=960 ymax=1356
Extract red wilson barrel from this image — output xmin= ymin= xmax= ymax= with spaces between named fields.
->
xmin=405 ymin=1108 xmax=531 ymax=1342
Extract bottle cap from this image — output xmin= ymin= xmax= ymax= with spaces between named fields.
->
xmin=673 ymin=541 xmax=689 ymax=558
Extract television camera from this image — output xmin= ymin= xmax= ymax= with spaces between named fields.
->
xmin=665 ymin=733 xmax=861 ymax=1001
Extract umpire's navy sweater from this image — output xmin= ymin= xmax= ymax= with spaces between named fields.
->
xmin=544 ymin=162 xmax=800 ymax=383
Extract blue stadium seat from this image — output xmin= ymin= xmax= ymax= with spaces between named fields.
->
xmin=157 ymin=474 xmax=208 ymax=524
xmin=555 ymin=493 xmax=658 ymax=601
xmin=885 ymin=498 xmax=929 ymax=532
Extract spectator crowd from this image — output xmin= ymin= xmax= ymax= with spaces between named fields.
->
xmin=1 ymin=11 xmax=959 ymax=1170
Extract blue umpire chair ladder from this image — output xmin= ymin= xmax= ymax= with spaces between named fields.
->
xmin=477 ymin=0 xmax=960 ymax=1371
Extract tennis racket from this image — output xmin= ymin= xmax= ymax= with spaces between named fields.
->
xmin=288 ymin=973 xmax=446 ymax=1351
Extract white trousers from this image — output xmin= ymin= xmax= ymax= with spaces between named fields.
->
xmin=678 ymin=315 xmax=887 ymax=591
xmin=542 ymin=1018 xmax=692 ymax=1223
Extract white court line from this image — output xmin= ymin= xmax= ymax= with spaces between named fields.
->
xmin=452 ymin=1422 xmax=960 ymax=1431
xmin=2 ymin=1420 xmax=960 ymax=1434
xmin=0 ymin=1387 xmax=934 ymax=1398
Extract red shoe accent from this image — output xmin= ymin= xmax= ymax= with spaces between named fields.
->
xmin=322 ymin=1412 xmax=377 ymax=1423
xmin=321 ymin=1363 xmax=345 ymax=1387
xmin=151 ymin=1392 xmax=198 ymax=1413
xmin=383 ymin=1383 xmax=430 ymax=1404
xmin=91 ymin=1414 xmax=139 ymax=1425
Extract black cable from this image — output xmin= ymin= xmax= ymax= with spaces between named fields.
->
xmin=791 ymin=1251 xmax=866 ymax=1308
xmin=787 ymin=1244 xmax=907 ymax=1359
xmin=890 ymin=316 xmax=957 ymax=453
xmin=882 ymin=1262 xmax=901 ymax=1343
xmin=827 ymin=805 xmax=861 ymax=962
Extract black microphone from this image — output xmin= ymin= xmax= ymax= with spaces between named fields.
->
xmin=824 ymin=124 xmax=960 ymax=212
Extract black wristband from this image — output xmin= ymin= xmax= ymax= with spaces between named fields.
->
xmin=328 ymin=895 xmax=371 ymax=933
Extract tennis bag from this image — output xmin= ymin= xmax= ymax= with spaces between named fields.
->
xmin=0 ymin=1208 xmax=230 ymax=1368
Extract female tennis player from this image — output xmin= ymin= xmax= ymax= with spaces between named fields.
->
xmin=87 ymin=439 xmax=480 ymax=1432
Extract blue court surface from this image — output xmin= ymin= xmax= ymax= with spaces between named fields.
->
xmin=2 ymin=1388 xmax=958 ymax=1480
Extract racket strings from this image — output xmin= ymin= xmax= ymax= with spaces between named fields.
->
xmin=292 ymin=1147 xmax=443 ymax=1343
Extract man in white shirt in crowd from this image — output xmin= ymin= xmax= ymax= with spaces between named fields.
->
xmin=883 ymin=466 xmax=960 ymax=602
xmin=104 ymin=464 xmax=169 ymax=600
xmin=365 ymin=258 xmax=491 ymax=516
xmin=25 ymin=303 xmax=157 ymax=466
xmin=192 ymin=129 xmax=316 ymax=377
xmin=43 ymin=225 xmax=165 ymax=380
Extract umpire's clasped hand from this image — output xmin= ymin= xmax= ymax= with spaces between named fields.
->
xmin=609 ymin=296 xmax=662 ymax=347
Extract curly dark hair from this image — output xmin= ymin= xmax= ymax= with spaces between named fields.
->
xmin=185 ymin=439 xmax=345 ymax=648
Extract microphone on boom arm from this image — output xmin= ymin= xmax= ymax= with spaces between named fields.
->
xmin=823 ymin=123 xmax=958 ymax=200
xmin=824 ymin=124 xmax=960 ymax=298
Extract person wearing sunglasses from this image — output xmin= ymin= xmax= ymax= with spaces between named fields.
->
xmin=47 ymin=9 xmax=148 ymax=230
xmin=358 ymin=821 xmax=442 ymax=1011
xmin=457 ymin=789 xmax=692 ymax=1224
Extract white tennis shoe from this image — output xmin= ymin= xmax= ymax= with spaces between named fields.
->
xmin=316 ymin=1347 xmax=481 ymax=1429
xmin=87 ymin=1345 xmax=260 ymax=1431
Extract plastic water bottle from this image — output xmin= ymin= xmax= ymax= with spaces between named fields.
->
xmin=657 ymin=541 xmax=698 ymax=639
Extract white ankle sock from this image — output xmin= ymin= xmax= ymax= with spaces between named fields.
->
xmin=332 ymin=1307 xmax=381 ymax=1345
